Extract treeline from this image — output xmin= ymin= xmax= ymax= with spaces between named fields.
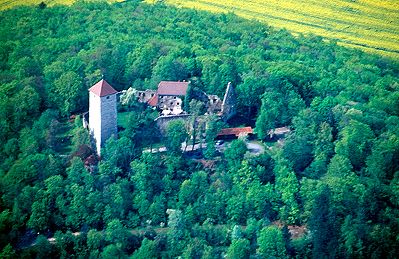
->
xmin=0 ymin=1 xmax=399 ymax=258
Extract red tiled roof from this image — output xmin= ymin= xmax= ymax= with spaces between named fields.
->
xmin=147 ymin=94 xmax=158 ymax=107
xmin=89 ymin=79 xmax=118 ymax=97
xmin=217 ymin=127 xmax=253 ymax=137
xmin=157 ymin=81 xmax=189 ymax=96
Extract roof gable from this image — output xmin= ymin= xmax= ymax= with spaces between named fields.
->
xmin=89 ymin=79 xmax=118 ymax=97
xmin=147 ymin=94 xmax=158 ymax=107
xmin=157 ymin=81 xmax=189 ymax=96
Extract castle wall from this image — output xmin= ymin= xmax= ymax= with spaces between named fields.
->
xmin=100 ymin=94 xmax=117 ymax=147
xmin=206 ymin=94 xmax=222 ymax=114
xmin=89 ymin=92 xmax=102 ymax=154
xmin=158 ymin=95 xmax=183 ymax=110
xmin=221 ymin=82 xmax=237 ymax=121
xmin=89 ymin=92 xmax=117 ymax=154
xmin=135 ymin=89 xmax=157 ymax=103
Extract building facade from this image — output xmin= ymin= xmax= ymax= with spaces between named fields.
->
xmin=89 ymin=79 xmax=118 ymax=155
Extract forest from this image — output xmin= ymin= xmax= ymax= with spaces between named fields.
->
xmin=145 ymin=0 xmax=399 ymax=59
xmin=0 ymin=1 xmax=399 ymax=258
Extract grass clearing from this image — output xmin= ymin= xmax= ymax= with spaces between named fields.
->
xmin=118 ymin=111 xmax=132 ymax=129
xmin=54 ymin=118 xmax=75 ymax=154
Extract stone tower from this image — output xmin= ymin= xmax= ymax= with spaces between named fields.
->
xmin=88 ymin=79 xmax=118 ymax=155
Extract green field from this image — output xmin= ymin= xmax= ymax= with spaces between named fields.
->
xmin=1 ymin=0 xmax=398 ymax=59
xmin=118 ymin=111 xmax=132 ymax=129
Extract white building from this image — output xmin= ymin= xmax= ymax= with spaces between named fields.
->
xmin=88 ymin=79 xmax=118 ymax=155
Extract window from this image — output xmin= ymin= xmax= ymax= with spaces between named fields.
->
xmin=151 ymin=93 xmax=154 ymax=97
xmin=106 ymin=96 xmax=110 ymax=99
xmin=170 ymin=102 xmax=173 ymax=105
xmin=177 ymin=102 xmax=180 ymax=105
xmin=174 ymin=96 xmax=176 ymax=99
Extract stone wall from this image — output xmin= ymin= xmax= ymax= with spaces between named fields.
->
xmin=220 ymin=82 xmax=237 ymax=121
xmin=100 ymin=94 xmax=118 ymax=149
xmin=89 ymin=92 xmax=102 ymax=154
xmin=135 ymin=89 xmax=157 ymax=103
xmin=206 ymin=94 xmax=222 ymax=114
xmin=89 ymin=92 xmax=117 ymax=155
xmin=158 ymin=95 xmax=183 ymax=111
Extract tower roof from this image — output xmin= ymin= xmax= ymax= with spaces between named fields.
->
xmin=89 ymin=79 xmax=118 ymax=97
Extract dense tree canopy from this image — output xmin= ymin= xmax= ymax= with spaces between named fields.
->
xmin=0 ymin=1 xmax=398 ymax=258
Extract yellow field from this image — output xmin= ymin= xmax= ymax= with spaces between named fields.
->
xmin=144 ymin=0 xmax=399 ymax=60
xmin=1 ymin=0 xmax=398 ymax=59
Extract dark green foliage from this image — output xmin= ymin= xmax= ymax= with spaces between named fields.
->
xmin=184 ymin=83 xmax=194 ymax=113
xmin=258 ymin=226 xmax=288 ymax=258
xmin=335 ymin=119 xmax=374 ymax=171
xmin=0 ymin=1 xmax=398 ymax=258
xmin=165 ymin=119 xmax=188 ymax=154
xmin=204 ymin=115 xmax=223 ymax=159
xmin=274 ymin=153 xmax=301 ymax=224
xmin=255 ymin=81 xmax=306 ymax=139
xmin=101 ymin=244 xmax=127 ymax=259
xmin=226 ymin=238 xmax=250 ymax=259
xmin=131 ymin=238 xmax=158 ymax=259
xmin=224 ymin=139 xmax=247 ymax=170
xmin=0 ymin=244 xmax=16 ymax=259
xmin=309 ymin=186 xmax=339 ymax=258
xmin=35 ymin=235 xmax=54 ymax=259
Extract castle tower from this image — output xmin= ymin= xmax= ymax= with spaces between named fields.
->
xmin=88 ymin=79 xmax=118 ymax=155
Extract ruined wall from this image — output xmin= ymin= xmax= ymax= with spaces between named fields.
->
xmin=158 ymin=95 xmax=184 ymax=110
xmin=82 ymin=112 xmax=89 ymax=129
xmin=206 ymin=94 xmax=222 ymax=114
xmin=220 ymin=82 xmax=237 ymax=121
xmin=135 ymin=89 xmax=157 ymax=103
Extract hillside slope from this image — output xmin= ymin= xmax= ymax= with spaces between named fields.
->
xmin=1 ymin=1 xmax=399 ymax=257
xmin=145 ymin=0 xmax=399 ymax=59
xmin=1 ymin=0 xmax=398 ymax=58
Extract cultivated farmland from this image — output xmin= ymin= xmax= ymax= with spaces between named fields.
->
xmin=145 ymin=0 xmax=399 ymax=59
xmin=1 ymin=0 xmax=398 ymax=59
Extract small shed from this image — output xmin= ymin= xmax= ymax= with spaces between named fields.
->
xmin=217 ymin=127 xmax=253 ymax=139
xmin=268 ymin=127 xmax=291 ymax=139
